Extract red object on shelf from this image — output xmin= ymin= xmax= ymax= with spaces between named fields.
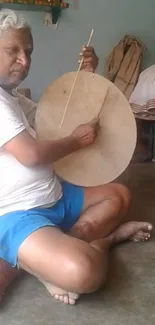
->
xmin=2 ymin=0 xmax=69 ymax=7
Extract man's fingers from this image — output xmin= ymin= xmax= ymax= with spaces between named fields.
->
xmin=79 ymin=46 xmax=95 ymax=56
xmin=78 ymin=58 xmax=94 ymax=64
xmin=79 ymin=63 xmax=94 ymax=72
xmin=82 ymin=45 xmax=94 ymax=52
xmin=79 ymin=51 xmax=95 ymax=58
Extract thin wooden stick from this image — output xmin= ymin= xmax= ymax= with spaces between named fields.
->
xmin=97 ymin=86 xmax=110 ymax=119
xmin=60 ymin=29 xmax=94 ymax=128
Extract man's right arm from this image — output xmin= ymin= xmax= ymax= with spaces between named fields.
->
xmin=3 ymin=118 xmax=99 ymax=167
xmin=3 ymin=130 xmax=79 ymax=167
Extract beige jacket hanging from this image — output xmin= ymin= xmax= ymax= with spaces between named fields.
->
xmin=104 ymin=35 xmax=146 ymax=99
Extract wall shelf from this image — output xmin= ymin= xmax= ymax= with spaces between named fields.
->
xmin=0 ymin=1 xmax=69 ymax=12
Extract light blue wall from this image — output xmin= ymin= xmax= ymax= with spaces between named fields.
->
xmin=17 ymin=0 xmax=155 ymax=101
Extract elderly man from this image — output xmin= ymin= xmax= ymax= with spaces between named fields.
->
xmin=0 ymin=9 xmax=152 ymax=306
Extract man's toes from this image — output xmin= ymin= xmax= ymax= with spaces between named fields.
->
xmin=143 ymin=232 xmax=151 ymax=239
xmin=144 ymin=223 xmax=153 ymax=231
xmin=61 ymin=294 xmax=76 ymax=305
xmin=54 ymin=294 xmax=68 ymax=303
xmin=63 ymin=295 xmax=70 ymax=304
xmin=133 ymin=231 xmax=151 ymax=242
xmin=69 ymin=298 xmax=76 ymax=305
xmin=69 ymin=292 xmax=79 ymax=300
xmin=68 ymin=292 xmax=79 ymax=305
xmin=59 ymin=295 xmax=65 ymax=303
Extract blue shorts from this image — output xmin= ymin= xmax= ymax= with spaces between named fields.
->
xmin=0 ymin=181 xmax=84 ymax=267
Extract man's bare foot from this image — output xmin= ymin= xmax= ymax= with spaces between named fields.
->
xmin=91 ymin=221 xmax=153 ymax=252
xmin=38 ymin=279 xmax=80 ymax=305
xmin=111 ymin=221 xmax=153 ymax=245
xmin=0 ymin=259 xmax=20 ymax=303
xmin=38 ymin=222 xmax=152 ymax=305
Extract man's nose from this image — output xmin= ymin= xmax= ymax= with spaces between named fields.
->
xmin=16 ymin=51 xmax=30 ymax=68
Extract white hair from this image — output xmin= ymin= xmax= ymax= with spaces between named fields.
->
xmin=0 ymin=9 xmax=31 ymax=35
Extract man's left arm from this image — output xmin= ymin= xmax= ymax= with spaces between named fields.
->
xmin=20 ymin=46 xmax=98 ymax=130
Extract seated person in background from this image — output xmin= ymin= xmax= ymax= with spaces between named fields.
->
xmin=0 ymin=9 xmax=152 ymax=306
xmin=129 ymin=65 xmax=155 ymax=162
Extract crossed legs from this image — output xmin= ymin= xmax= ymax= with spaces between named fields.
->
xmin=16 ymin=183 xmax=152 ymax=305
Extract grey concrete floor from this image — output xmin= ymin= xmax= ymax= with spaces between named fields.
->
xmin=0 ymin=163 xmax=155 ymax=325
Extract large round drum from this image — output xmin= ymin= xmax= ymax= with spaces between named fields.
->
xmin=35 ymin=71 xmax=137 ymax=186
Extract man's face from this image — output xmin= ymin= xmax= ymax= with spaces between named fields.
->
xmin=0 ymin=27 xmax=33 ymax=89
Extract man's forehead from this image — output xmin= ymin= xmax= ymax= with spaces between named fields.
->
xmin=0 ymin=28 xmax=33 ymax=49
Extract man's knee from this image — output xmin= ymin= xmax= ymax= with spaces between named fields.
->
xmin=117 ymin=184 xmax=131 ymax=210
xmin=66 ymin=252 xmax=105 ymax=294
xmin=111 ymin=184 xmax=131 ymax=213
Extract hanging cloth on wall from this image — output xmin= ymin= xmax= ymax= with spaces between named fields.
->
xmin=104 ymin=35 xmax=146 ymax=99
